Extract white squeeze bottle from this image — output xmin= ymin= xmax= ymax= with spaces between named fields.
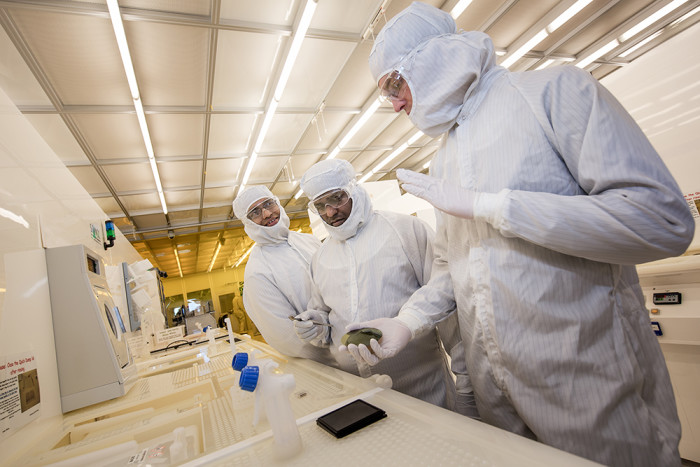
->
xmin=239 ymin=360 xmax=302 ymax=459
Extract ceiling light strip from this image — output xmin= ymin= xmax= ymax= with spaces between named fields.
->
xmin=358 ymin=130 xmax=423 ymax=183
xmin=618 ymin=31 xmax=662 ymax=58
xmin=500 ymin=0 xmax=593 ymax=69
xmin=242 ymin=0 xmax=317 ymax=191
xmin=576 ymin=39 xmax=620 ymax=69
xmin=208 ymin=241 xmax=222 ymax=273
xmin=107 ymin=0 xmax=168 ymax=215
xmin=293 ymin=98 xmax=382 ymax=200
xmin=547 ymin=0 xmax=593 ymax=33
xmin=173 ymin=248 xmax=183 ymax=277
xmin=234 ymin=243 xmax=255 ymax=268
xmin=450 ymin=0 xmax=473 ymax=19
xmin=619 ymin=0 xmax=690 ymax=42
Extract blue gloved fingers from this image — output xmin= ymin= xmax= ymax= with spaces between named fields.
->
xmin=357 ymin=343 xmax=380 ymax=366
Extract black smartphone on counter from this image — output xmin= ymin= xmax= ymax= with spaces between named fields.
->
xmin=316 ymin=399 xmax=387 ymax=438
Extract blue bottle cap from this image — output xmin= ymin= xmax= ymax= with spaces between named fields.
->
xmin=239 ymin=365 xmax=260 ymax=392
xmin=232 ymin=352 xmax=248 ymax=371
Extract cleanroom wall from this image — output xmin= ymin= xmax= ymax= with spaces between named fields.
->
xmin=601 ymin=22 xmax=700 ymax=254
xmin=0 ymin=82 xmax=143 ymax=439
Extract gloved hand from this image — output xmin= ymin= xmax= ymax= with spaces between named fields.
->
xmin=397 ymin=168 xmax=476 ymax=219
xmin=293 ymin=310 xmax=329 ymax=344
xmin=338 ymin=318 xmax=412 ymax=366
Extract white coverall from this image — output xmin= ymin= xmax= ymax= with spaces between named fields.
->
xmin=234 ymin=188 xmax=335 ymax=367
xmin=369 ymin=3 xmax=695 ymax=466
xmin=305 ymin=179 xmax=460 ymax=410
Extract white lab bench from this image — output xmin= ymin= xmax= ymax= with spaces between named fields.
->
xmin=4 ymin=332 xmax=600 ymax=466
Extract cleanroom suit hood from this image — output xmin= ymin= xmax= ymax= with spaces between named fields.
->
xmin=369 ymin=1 xmax=497 ymax=137
xmin=370 ymin=2 xmax=693 ymax=466
xmin=232 ymin=186 xmax=334 ymax=365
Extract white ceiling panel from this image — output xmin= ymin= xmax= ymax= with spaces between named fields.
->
xmin=203 ymin=186 xmax=236 ymax=206
xmin=68 ymin=166 xmax=109 ymax=194
xmin=169 ymin=208 xmax=200 ymax=226
xmin=208 ymin=114 xmax=257 ymax=155
xmin=323 ymin=40 xmax=376 ymax=108
xmin=10 ymin=9 xmax=131 ymax=106
xmin=127 ymin=21 xmax=209 ymax=106
xmin=163 ymin=189 xmax=201 ymax=208
xmin=278 ymin=37 xmax=357 ymax=108
xmin=102 ymin=163 xmax=157 ymax=193
xmin=343 ymin=111 xmax=398 ymax=149
xmin=247 ymin=155 xmax=288 ymax=184
xmin=296 ymin=111 xmax=353 ymax=151
xmin=212 ymin=30 xmax=283 ymax=108
xmin=131 ymin=212 xmax=168 ymax=229
xmin=72 ymin=113 xmax=146 ymax=159
xmin=120 ymin=0 xmax=211 ymax=16
xmin=119 ymin=192 xmax=162 ymax=212
xmin=312 ymin=0 xmax=383 ymax=34
xmin=219 ymin=0 xmax=295 ymax=25
xmin=158 ymin=160 xmax=203 ymax=189
xmin=259 ymin=113 xmax=313 ymax=153
xmin=0 ymin=26 xmax=50 ymax=106
xmin=25 ymin=114 xmax=89 ymax=163
xmin=94 ymin=197 xmax=124 ymax=218
xmin=148 ymin=114 xmax=205 ymax=157
xmin=2 ymin=0 xmax=697 ymax=277
xmin=204 ymin=158 xmax=243 ymax=187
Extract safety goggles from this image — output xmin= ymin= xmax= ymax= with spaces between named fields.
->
xmin=378 ymin=70 xmax=407 ymax=103
xmin=246 ymin=198 xmax=277 ymax=221
xmin=309 ymin=189 xmax=350 ymax=215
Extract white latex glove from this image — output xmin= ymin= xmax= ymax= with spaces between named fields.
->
xmin=338 ymin=318 xmax=412 ymax=366
xmin=397 ymin=168 xmax=476 ymax=219
xmin=293 ymin=310 xmax=329 ymax=344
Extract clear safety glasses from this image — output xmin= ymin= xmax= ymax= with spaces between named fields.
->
xmin=309 ymin=189 xmax=350 ymax=215
xmin=379 ymin=70 xmax=407 ymax=103
xmin=246 ymin=198 xmax=277 ymax=221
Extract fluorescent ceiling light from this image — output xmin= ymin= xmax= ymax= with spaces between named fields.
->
xmin=173 ymin=248 xmax=183 ymax=277
xmin=422 ymin=160 xmax=431 ymax=169
xmin=240 ymin=151 xmax=258 ymax=190
xmin=208 ymin=241 xmax=222 ymax=273
xmin=620 ymin=0 xmax=689 ymax=42
xmin=618 ymin=31 xmax=662 ymax=57
xmin=547 ymin=0 xmax=593 ymax=33
xmin=535 ymin=59 xmax=556 ymax=70
xmin=243 ymin=0 xmax=317 ymax=187
xmin=576 ymin=39 xmax=619 ymax=68
xmin=450 ymin=0 xmax=473 ymax=19
xmin=670 ymin=5 xmax=700 ymax=26
xmin=361 ymin=130 xmax=423 ymax=181
xmin=254 ymin=98 xmax=279 ymax=154
xmin=326 ymin=147 xmax=341 ymax=160
xmin=339 ymin=99 xmax=382 ymax=148
xmin=501 ymin=29 xmax=548 ymax=69
xmin=293 ymin=188 xmax=304 ymax=200
xmin=274 ymin=0 xmax=317 ymax=101
xmin=106 ymin=0 xmax=139 ymax=100
xmin=107 ymin=0 xmax=167 ymax=216
xmin=235 ymin=243 xmax=255 ymax=268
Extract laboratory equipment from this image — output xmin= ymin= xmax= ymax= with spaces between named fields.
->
xmin=45 ymin=244 xmax=136 ymax=412
xmin=239 ymin=360 xmax=303 ymax=458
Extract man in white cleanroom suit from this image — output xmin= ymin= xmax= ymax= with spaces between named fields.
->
xmin=293 ymin=159 xmax=474 ymax=414
xmin=232 ymin=186 xmax=334 ymax=366
xmin=344 ymin=2 xmax=695 ymax=466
